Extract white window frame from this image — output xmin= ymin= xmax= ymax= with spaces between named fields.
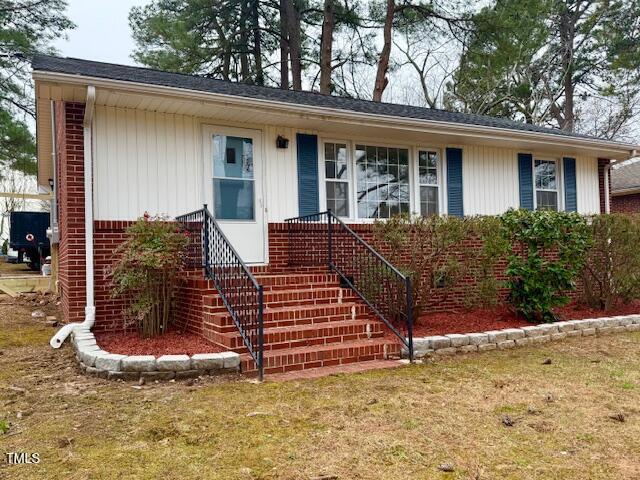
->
xmin=533 ymin=157 xmax=563 ymax=211
xmin=351 ymin=141 xmax=413 ymax=220
xmin=321 ymin=140 xmax=352 ymax=218
xmin=319 ymin=139 xmax=452 ymax=221
xmin=415 ymin=147 xmax=445 ymax=217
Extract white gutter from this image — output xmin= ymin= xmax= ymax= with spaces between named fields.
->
xmin=32 ymin=70 xmax=640 ymax=158
xmin=50 ymin=85 xmax=97 ymax=348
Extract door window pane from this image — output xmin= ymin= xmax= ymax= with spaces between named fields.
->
xmin=213 ymin=134 xmax=255 ymax=220
xmin=213 ymin=179 xmax=254 ymax=220
xmin=213 ymin=136 xmax=253 ymax=179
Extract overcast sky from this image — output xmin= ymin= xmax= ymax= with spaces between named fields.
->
xmin=53 ymin=0 xmax=149 ymax=65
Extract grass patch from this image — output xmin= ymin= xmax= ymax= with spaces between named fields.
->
xmin=1 ymin=301 xmax=640 ymax=479
xmin=0 ymin=324 xmax=51 ymax=349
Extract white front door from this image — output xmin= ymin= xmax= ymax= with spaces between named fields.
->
xmin=203 ymin=125 xmax=266 ymax=264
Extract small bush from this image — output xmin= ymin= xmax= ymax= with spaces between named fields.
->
xmin=1 ymin=239 xmax=7 ymax=255
xmin=109 ymin=213 xmax=190 ymax=338
xmin=374 ymin=214 xmax=507 ymax=316
xmin=501 ymin=209 xmax=591 ymax=323
xmin=0 ymin=419 xmax=9 ymax=434
xmin=581 ymin=214 xmax=640 ymax=310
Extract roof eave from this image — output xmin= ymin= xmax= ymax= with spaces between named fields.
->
xmin=612 ymin=186 xmax=640 ymax=196
xmin=32 ymin=69 xmax=639 ymax=158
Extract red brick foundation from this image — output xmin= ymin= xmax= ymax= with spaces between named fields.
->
xmin=93 ymin=221 xmax=132 ymax=332
xmin=611 ymin=193 xmax=640 ymax=214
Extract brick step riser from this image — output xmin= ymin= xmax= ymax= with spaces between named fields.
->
xmin=258 ymin=277 xmax=339 ymax=286
xmin=250 ymin=266 xmax=327 ymax=274
xmin=204 ymin=306 xmax=376 ymax=328
xmin=203 ymin=289 xmax=356 ymax=308
xmin=203 ymin=314 xmax=379 ymax=335
xmin=216 ymin=332 xmax=386 ymax=353
xmin=213 ymin=322 xmax=385 ymax=349
xmin=242 ymin=344 xmax=402 ymax=375
xmin=262 ymin=282 xmax=340 ymax=292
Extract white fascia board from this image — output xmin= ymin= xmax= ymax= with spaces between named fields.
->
xmin=33 ymin=70 xmax=639 ymax=158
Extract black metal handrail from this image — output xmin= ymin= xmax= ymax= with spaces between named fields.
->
xmin=177 ymin=205 xmax=264 ymax=381
xmin=285 ymin=211 xmax=414 ymax=361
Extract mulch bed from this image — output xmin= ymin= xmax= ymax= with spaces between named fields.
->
xmin=412 ymin=301 xmax=640 ymax=337
xmin=95 ymin=328 xmax=226 ymax=356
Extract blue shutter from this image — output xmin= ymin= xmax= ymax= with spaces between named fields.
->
xmin=446 ymin=147 xmax=464 ymax=217
xmin=296 ymin=133 xmax=319 ymax=216
xmin=518 ymin=153 xmax=534 ymax=210
xmin=563 ymin=157 xmax=577 ymax=212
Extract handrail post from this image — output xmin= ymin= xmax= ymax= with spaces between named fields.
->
xmin=327 ymin=210 xmax=333 ymax=272
xmin=257 ymin=285 xmax=264 ymax=382
xmin=202 ymin=204 xmax=210 ymax=275
xmin=406 ymin=277 xmax=414 ymax=363
xmin=287 ymin=220 xmax=292 ymax=267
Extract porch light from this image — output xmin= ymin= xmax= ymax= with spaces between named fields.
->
xmin=276 ymin=135 xmax=289 ymax=149
xmin=48 ymin=178 xmax=54 ymax=191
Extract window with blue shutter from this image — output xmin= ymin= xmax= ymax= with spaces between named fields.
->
xmin=446 ymin=147 xmax=463 ymax=217
xmin=296 ymin=133 xmax=320 ymax=216
xmin=518 ymin=153 xmax=534 ymax=210
xmin=563 ymin=157 xmax=577 ymax=212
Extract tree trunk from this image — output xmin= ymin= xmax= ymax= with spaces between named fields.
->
xmin=373 ymin=0 xmax=394 ymax=102
xmin=279 ymin=0 xmax=290 ymax=89
xmin=251 ymin=0 xmax=264 ymax=85
xmin=558 ymin=5 xmax=575 ymax=132
xmin=319 ymin=0 xmax=335 ymax=94
xmin=284 ymin=0 xmax=303 ymax=90
xmin=239 ymin=0 xmax=251 ymax=82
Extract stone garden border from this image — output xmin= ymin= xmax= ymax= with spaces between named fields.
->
xmin=70 ymin=328 xmax=240 ymax=381
xmin=406 ymin=314 xmax=640 ymax=359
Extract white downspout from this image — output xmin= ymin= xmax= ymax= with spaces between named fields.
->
xmin=604 ymin=163 xmax=612 ymax=214
xmin=50 ymin=85 xmax=96 ymax=348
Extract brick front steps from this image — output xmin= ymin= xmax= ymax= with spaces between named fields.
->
xmin=409 ymin=314 xmax=640 ymax=358
xmin=202 ymin=268 xmax=402 ymax=377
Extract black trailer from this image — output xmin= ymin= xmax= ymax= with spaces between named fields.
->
xmin=9 ymin=211 xmax=51 ymax=271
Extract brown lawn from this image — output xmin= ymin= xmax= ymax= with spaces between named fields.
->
xmin=1 ymin=297 xmax=640 ymax=479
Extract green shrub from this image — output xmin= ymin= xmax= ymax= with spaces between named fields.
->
xmin=0 ymin=419 xmax=9 ymax=434
xmin=1 ymin=239 xmax=7 ymax=255
xmin=374 ymin=214 xmax=507 ymax=316
xmin=109 ymin=214 xmax=189 ymax=338
xmin=581 ymin=214 xmax=640 ymax=310
xmin=501 ymin=209 xmax=591 ymax=323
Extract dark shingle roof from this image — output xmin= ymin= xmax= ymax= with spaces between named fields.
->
xmin=31 ymin=54 xmax=610 ymax=142
xmin=612 ymin=160 xmax=640 ymax=192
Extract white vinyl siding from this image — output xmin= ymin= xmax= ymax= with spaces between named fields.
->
xmin=92 ymin=105 xmax=604 ymax=221
xmin=575 ymin=155 xmax=601 ymax=214
xmin=94 ymin=105 xmax=201 ymax=220
xmin=461 ymin=145 xmax=520 ymax=215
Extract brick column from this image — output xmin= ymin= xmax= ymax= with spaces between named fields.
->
xmin=598 ymin=158 xmax=611 ymax=214
xmin=55 ymin=101 xmax=87 ymax=323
